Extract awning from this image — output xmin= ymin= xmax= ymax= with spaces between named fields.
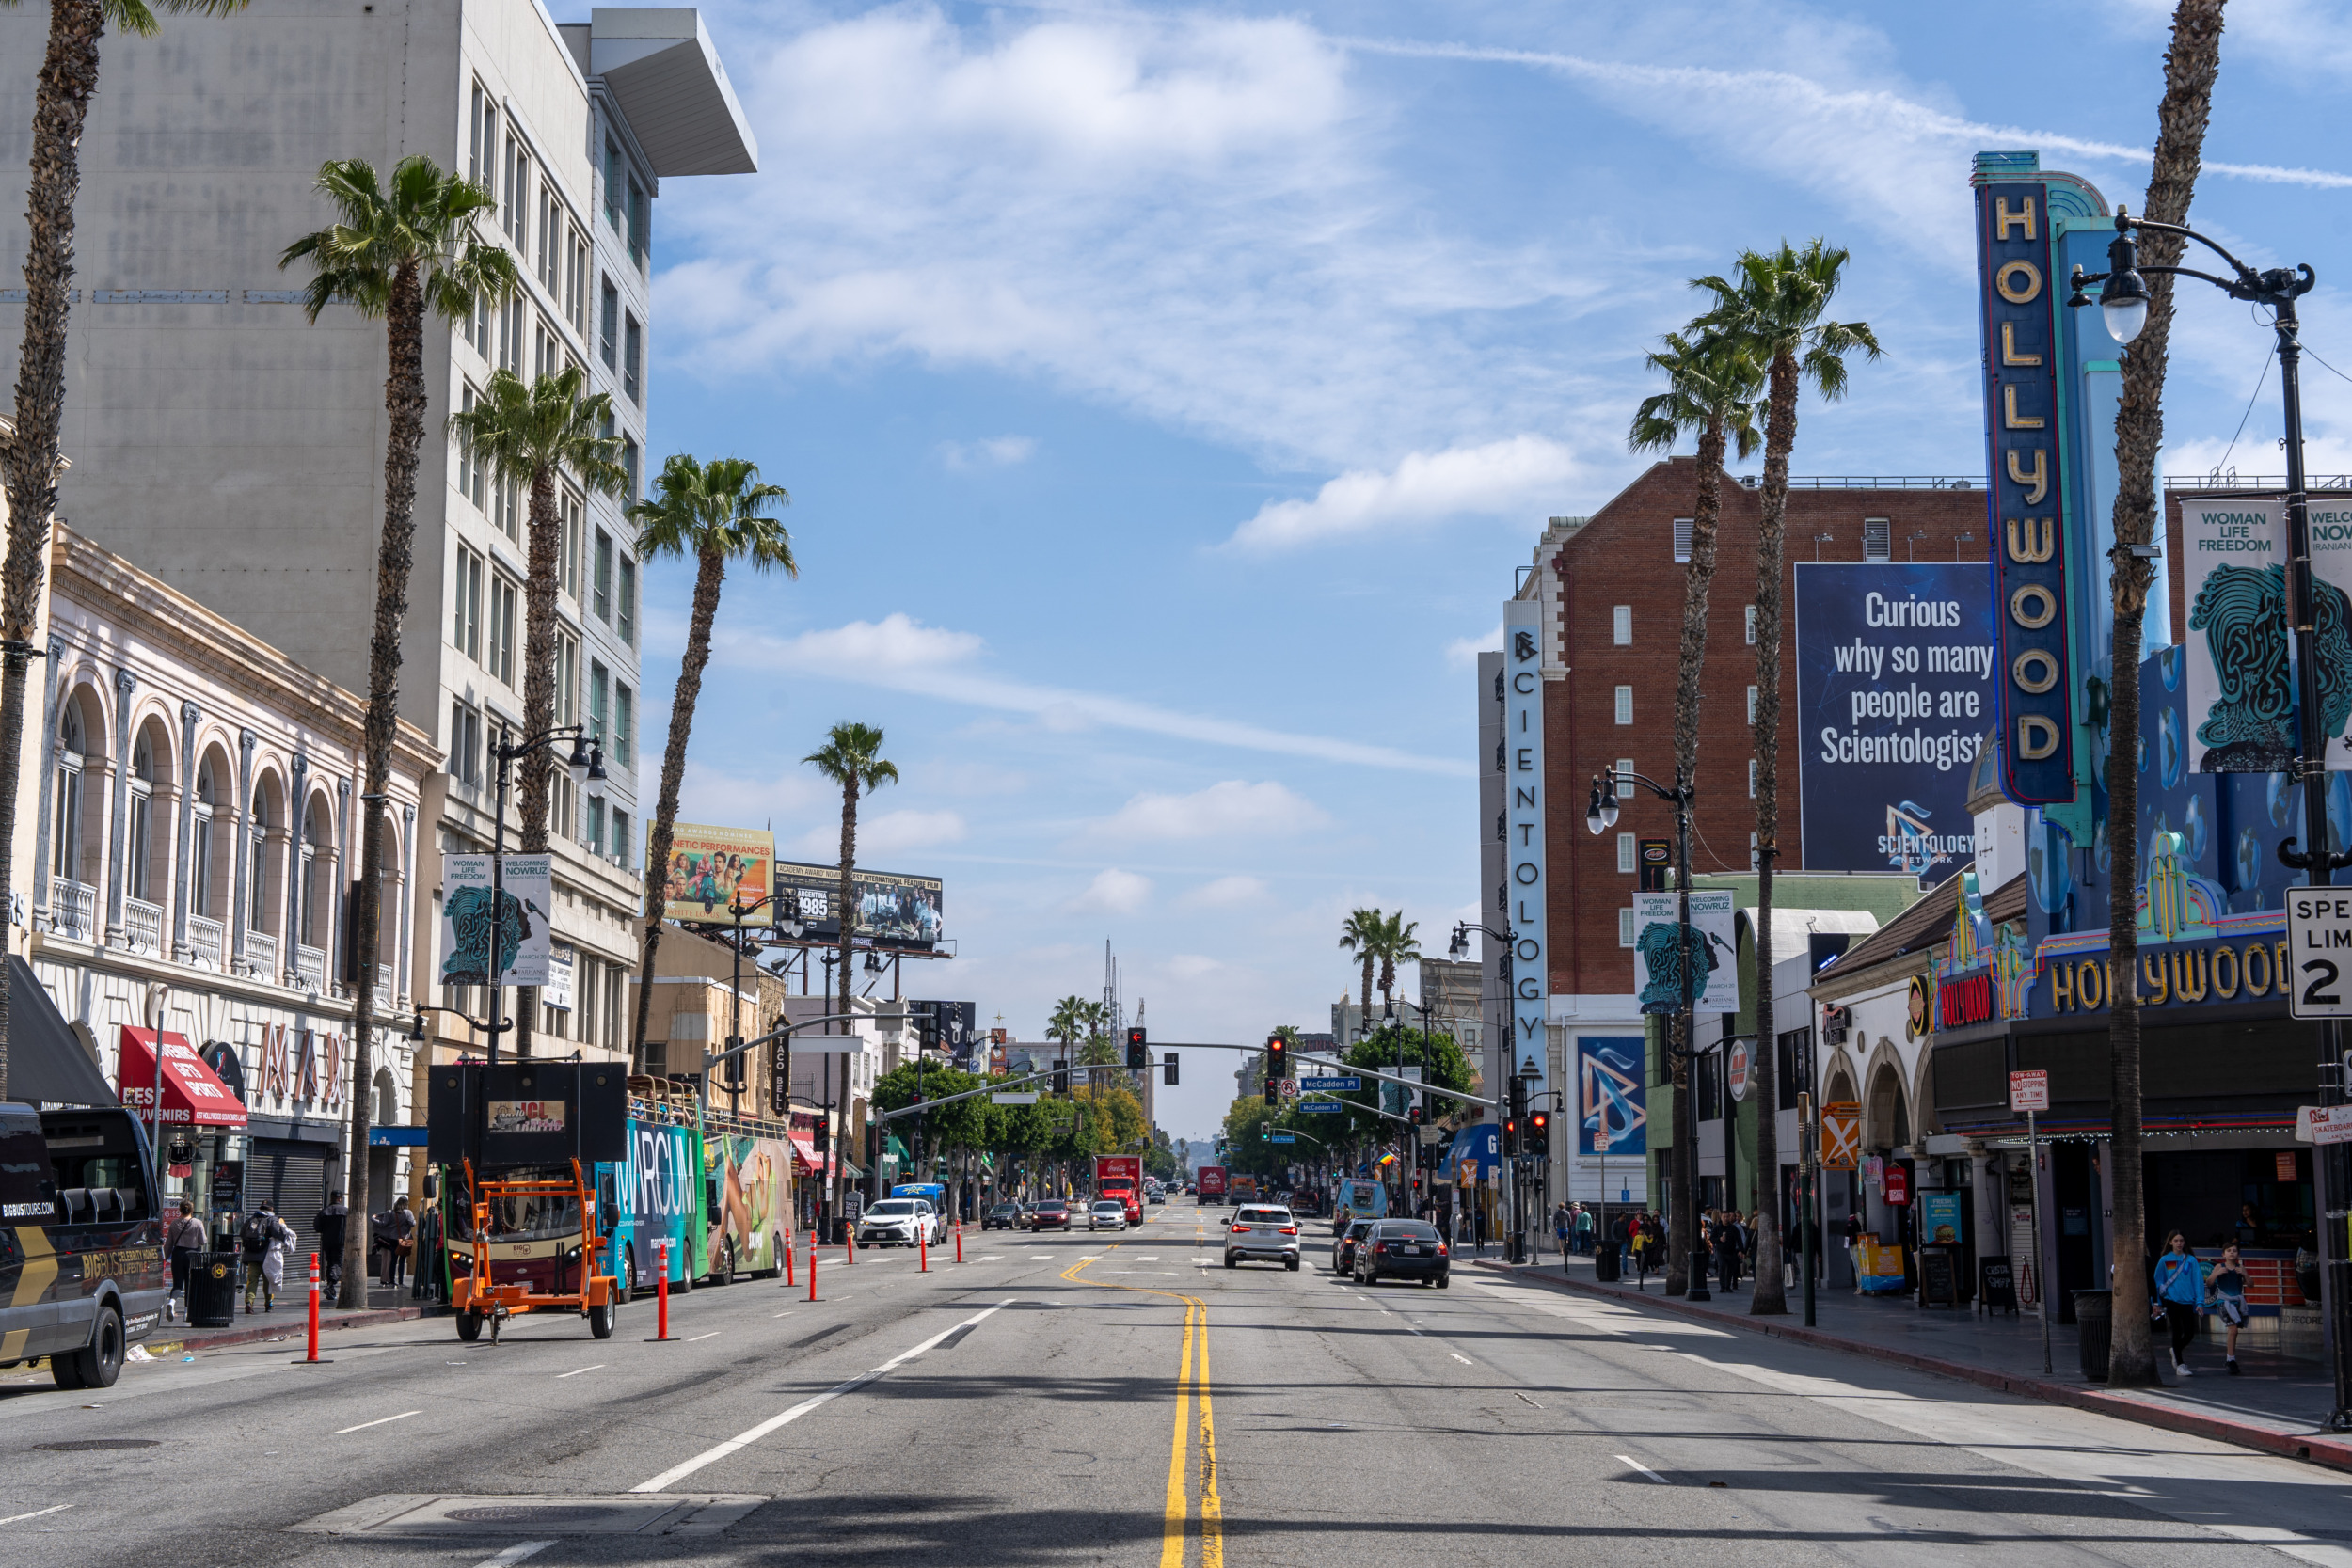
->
xmin=7 ymin=956 xmax=113 ymax=1106
xmin=118 ymin=1026 xmax=247 ymax=1130
xmin=787 ymin=1133 xmax=834 ymax=1177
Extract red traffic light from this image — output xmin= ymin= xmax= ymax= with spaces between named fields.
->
xmin=1529 ymin=1110 xmax=1549 ymax=1137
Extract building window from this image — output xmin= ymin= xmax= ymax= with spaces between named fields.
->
xmin=622 ymin=436 xmax=640 ymax=501
xmin=1747 ymin=685 xmax=1757 ymax=724
xmin=503 ymin=135 xmax=530 ymax=249
xmin=628 ymin=176 xmax=647 ymax=268
xmin=1749 ymin=759 xmax=1757 ymax=799
xmin=592 ymin=530 xmax=612 ymax=622
xmin=453 ymin=544 xmax=485 ymax=660
xmin=556 ymin=631 xmax=580 ymax=728
xmin=549 ymin=769 xmax=575 ymax=841
xmin=612 ymin=808 xmax=631 ymax=871
xmin=567 ymin=229 xmax=589 ymax=335
xmin=559 ymin=493 xmax=582 ymax=603
xmin=1612 ymin=605 xmax=1630 ymax=645
xmin=614 ymin=682 xmax=634 ymax=768
xmin=191 ymin=758 xmax=216 ymax=919
xmin=1863 ymin=516 xmax=1891 ymax=562
xmin=1744 ymin=604 xmax=1757 ymax=645
xmin=604 ymin=136 xmax=623 ymax=231
xmin=1616 ymin=757 xmax=1634 ymax=785
xmin=584 ymin=795 xmax=605 ymax=857
xmin=449 ymin=702 xmax=482 ymax=786
xmin=1615 ymin=832 xmax=1635 ymax=875
xmin=1673 ymin=517 xmax=1692 ymax=562
xmin=537 ymin=187 xmax=562 ymax=293
xmin=52 ymin=704 xmax=84 ymax=883
xmin=1613 ymin=686 xmax=1632 ymax=725
xmin=1750 ymin=831 xmax=1760 ymax=871
xmin=623 ymin=312 xmax=642 ymax=404
xmin=500 ymin=295 xmax=525 ymax=375
xmin=599 ymin=278 xmax=617 ymax=368
xmin=246 ymin=787 xmax=272 ymax=931
xmin=589 ymin=660 xmax=610 ymax=744
xmin=469 ymin=84 xmax=497 ymax=198
xmin=489 ymin=573 xmax=519 ymax=686
xmin=1618 ymin=908 xmax=1636 ymax=947
xmin=126 ymin=735 xmax=155 ymax=903
xmin=535 ymin=314 xmax=561 ymax=380
xmin=459 ymin=385 xmax=486 ymax=507
xmin=617 ymin=556 xmax=636 ymax=646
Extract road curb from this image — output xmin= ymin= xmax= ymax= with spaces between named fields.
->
xmin=145 ymin=1305 xmax=430 ymax=1356
xmin=1473 ymin=1259 xmax=2352 ymax=1477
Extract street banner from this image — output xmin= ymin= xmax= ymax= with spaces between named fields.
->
xmin=439 ymin=852 xmax=551 ymax=987
xmin=1632 ymin=890 xmax=1737 ymax=1013
xmin=545 ymin=942 xmax=576 ymax=1011
xmin=1793 ymin=562 xmax=1994 ymax=877
xmin=1575 ymin=1037 xmax=1645 ymax=1158
xmin=2181 ymin=499 xmax=2293 ymax=772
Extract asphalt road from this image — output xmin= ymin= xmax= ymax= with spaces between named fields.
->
xmin=2 ymin=1196 xmax=2349 ymax=1567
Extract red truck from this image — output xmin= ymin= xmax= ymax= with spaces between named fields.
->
xmin=1195 ymin=1164 xmax=1227 ymax=1202
xmin=1094 ymin=1155 xmax=1144 ymax=1224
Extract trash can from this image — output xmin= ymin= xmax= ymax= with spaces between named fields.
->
xmin=1595 ymin=1243 xmax=1621 ymax=1283
xmin=187 ymin=1251 xmax=238 ymax=1328
xmin=2073 ymin=1289 xmax=2113 ymax=1383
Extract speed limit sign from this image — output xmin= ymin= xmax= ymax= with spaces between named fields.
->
xmin=2284 ymin=888 xmax=2352 ymax=1019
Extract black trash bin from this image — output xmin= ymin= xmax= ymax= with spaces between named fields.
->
xmin=1595 ymin=1243 xmax=1621 ymax=1283
xmin=187 ymin=1251 xmax=238 ymax=1328
xmin=2074 ymin=1289 xmax=2113 ymax=1383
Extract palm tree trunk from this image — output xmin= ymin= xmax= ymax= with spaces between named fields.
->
xmin=336 ymin=258 xmax=427 ymax=1307
xmin=1359 ymin=957 xmax=1373 ymax=1024
xmin=512 ymin=463 xmax=561 ymax=1059
xmin=2106 ymin=0 xmax=2226 ymax=1388
xmin=632 ymin=546 xmax=726 ymax=1069
xmin=0 ymin=0 xmax=106 ymax=1099
xmin=1749 ymin=350 xmax=1800 ymax=1316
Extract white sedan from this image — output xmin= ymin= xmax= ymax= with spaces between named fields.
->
xmin=1087 ymin=1200 xmax=1129 ymax=1231
xmin=855 ymin=1197 xmax=939 ymax=1247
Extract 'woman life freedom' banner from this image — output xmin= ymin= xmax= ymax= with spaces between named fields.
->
xmin=2182 ymin=497 xmax=2352 ymax=772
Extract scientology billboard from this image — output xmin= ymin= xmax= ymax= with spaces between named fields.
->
xmin=1794 ymin=562 xmax=1994 ymax=879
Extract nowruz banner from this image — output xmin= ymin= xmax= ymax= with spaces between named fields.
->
xmin=1631 ymin=890 xmax=1737 ymax=1013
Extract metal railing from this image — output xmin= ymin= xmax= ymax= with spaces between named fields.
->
xmin=1743 ymin=475 xmax=1979 ymax=490
xmin=122 ymin=896 xmax=163 ymax=957
xmin=50 ymin=878 xmax=95 ymax=942
xmin=243 ymin=927 xmax=278 ymax=979
xmin=2165 ymin=474 xmax=2352 ymax=493
xmin=188 ymin=913 xmax=225 ymax=970
xmin=295 ymin=943 xmax=325 ymax=990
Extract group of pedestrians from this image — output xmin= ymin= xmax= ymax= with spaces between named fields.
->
xmin=159 ymin=1193 xmax=420 ymax=1319
xmin=2153 ymin=1232 xmax=2249 ymax=1377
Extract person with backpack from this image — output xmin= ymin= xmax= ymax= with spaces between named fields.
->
xmin=240 ymin=1202 xmax=294 ymax=1313
xmin=313 ymin=1194 xmax=349 ymax=1292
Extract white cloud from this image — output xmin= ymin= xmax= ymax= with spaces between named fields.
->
xmin=1072 ymin=867 xmax=1152 ymax=913
xmin=786 ymin=808 xmax=967 ymax=863
xmin=1163 ymin=954 xmax=1223 ymax=981
xmin=1081 ymin=781 xmax=1327 ymax=845
xmin=738 ymin=614 xmax=1469 ymax=775
xmin=1228 ymin=436 xmax=1578 ymax=551
xmin=1181 ymin=875 xmax=1271 ymax=910
xmin=677 ymin=759 xmax=831 ymax=826
xmin=939 ymin=435 xmax=1037 ymax=470
xmin=1444 ymin=623 xmax=1502 ymax=670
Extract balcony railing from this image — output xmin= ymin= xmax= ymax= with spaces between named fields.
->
xmin=188 ymin=913 xmax=225 ymax=970
xmin=243 ymin=928 xmax=277 ymax=979
xmin=295 ymin=943 xmax=325 ymax=990
xmin=122 ymin=896 xmax=164 ymax=958
xmin=50 ymin=878 xmax=95 ymax=942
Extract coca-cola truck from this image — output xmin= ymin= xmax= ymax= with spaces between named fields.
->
xmin=1094 ymin=1155 xmax=1143 ymax=1224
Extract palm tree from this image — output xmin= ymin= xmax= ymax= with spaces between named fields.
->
xmin=1374 ymin=911 xmax=1421 ymax=1012
xmin=803 ymin=722 xmax=898 ymax=1023
xmin=281 ymin=154 xmax=515 ymax=1307
xmin=1701 ymin=239 xmax=1880 ymax=1316
xmin=0 ymin=0 xmax=248 ymax=1099
xmin=446 ymin=365 xmax=625 ymax=1056
xmin=2103 ymin=0 xmax=2227 ymax=1386
xmin=1339 ymin=907 xmax=1381 ymax=1029
xmin=624 ymin=455 xmax=793 ymax=1062
xmin=1629 ymin=322 xmax=1762 ymax=1296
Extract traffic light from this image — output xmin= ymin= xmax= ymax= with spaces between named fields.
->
xmin=1501 ymin=1117 xmax=1518 ymax=1157
xmin=1528 ymin=1109 xmax=1550 ymax=1151
xmin=812 ymin=1118 xmax=830 ymax=1153
xmin=911 ymin=1000 xmax=940 ymax=1053
xmin=1263 ymin=1033 xmax=1287 ymax=1104
xmin=1163 ymin=1052 xmax=1179 ymax=1086
xmin=1126 ymin=1026 xmax=1148 ymax=1070
xmin=1406 ymin=1101 xmax=1424 ymax=1127
xmin=1053 ymin=1059 xmax=1070 ymax=1093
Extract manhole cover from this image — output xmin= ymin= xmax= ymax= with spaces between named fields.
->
xmin=36 ymin=1439 xmax=160 ymax=1451
xmin=445 ymin=1505 xmax=628 ymax=1525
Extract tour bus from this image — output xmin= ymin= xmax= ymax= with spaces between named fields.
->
xmin=0 ymin=1101 xmax=169 ymax=1388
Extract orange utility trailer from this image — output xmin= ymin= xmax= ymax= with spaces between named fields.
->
xmin=452 ymin=1158 xmax=618 ymax=1342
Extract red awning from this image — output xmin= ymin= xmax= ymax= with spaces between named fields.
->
xmin=118 ymin=1026 xmax=247 ymax=1131
xmin=787 ymin=1133 xmax=834 ymax=1178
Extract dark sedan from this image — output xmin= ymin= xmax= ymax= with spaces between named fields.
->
xmin=1353 ymin=1220 xmax=1450 ymax=1288
xmin=983 ymin=1202 xmax=1022 ymax=1231
xmin=1331 ymin=1219 xmax=1374 ymax=1277
xmin=1028 ymin=1199 xmax=1073 ymax=1231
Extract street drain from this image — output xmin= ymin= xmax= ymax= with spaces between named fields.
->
xmin=445 ymin=1505 xmax=628 ymax=1525
xmin=37 ymin=1439 xmax=160 ymax=1451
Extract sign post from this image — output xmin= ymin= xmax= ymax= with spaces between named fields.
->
xmin=2010 ymin=1069 xmax=2051 ymax=1374
xmin=2285 ymin=882 xmax=2352 ymax=1433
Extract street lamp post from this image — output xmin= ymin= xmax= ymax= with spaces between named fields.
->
xmin=2071 ymin=213 xmax=2349 ymax=1433
xmin=1451 ymin=919 xmax=1518 ymax=1263
xmin=1587 ymin=765 xmax=1708 ymax=1301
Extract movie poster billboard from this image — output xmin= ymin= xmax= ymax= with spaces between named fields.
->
xmin=439 ymin=852 xmax=551 ymax=986
xmin=660 ymin=823 xmax=776 ymax=925
xmin=1631 ymin=890 xmax=1737 ymax=1014
xmin=771 ymin=861 xmax=945 ymax=949
xmin=1575 ymin=1037 xmax=1647 ymax=1158
xmin=1794 ymin=562 xmax=1995 ymax=878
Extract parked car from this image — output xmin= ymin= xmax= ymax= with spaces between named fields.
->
xmin=1029 ymin=1199 xmax=1072 ymax=1231
xmin=1354 ymin=1219 xmax=1449 ymax=1288
xmin=983 ymin=1202 xmax=1022 ymax=1231
xmin=1088 ymin=1200 xmax=1128 ymax=1231
xmin=1223 ymin=1205 xmax=1301 ymax=1271
xmin=1332 ymin=1219 xmax=1374 ymax=1276
xmin=855 ymin=1197 xmax=937 ymax=1248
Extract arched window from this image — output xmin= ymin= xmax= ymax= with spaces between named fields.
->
xmin=191 ymin=757 xmax=217 ymax=919
xmin=53 ymin=702 xmax=85 ymax=883
xmin=248 ymin=785 xmax=272 ymax=935
xmin=127 ymin=732 xmax=155 ymax=903
xmin=300 ymin=798 xmax=329 ymax=949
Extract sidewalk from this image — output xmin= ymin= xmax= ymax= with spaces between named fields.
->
xmin=1480 ymin=1248 xmax=2352 ymax=1476
xmin=142 ymin=1281 xmax=431 ymax=1356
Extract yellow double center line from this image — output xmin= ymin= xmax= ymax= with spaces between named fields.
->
xmin=1061 ymin=1215 xmax=1222 ymax=1568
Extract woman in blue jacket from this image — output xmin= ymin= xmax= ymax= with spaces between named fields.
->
xmin=2153 ymin=1231 xmax=2208 ymax=1376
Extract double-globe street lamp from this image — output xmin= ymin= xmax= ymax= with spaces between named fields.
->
xmin=2071 ymin=214 xmax=2349 ymax=1431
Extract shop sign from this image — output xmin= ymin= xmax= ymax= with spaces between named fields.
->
xmin=1820 ymin=1102 xmax=1861 ymax=1170
xmin=2039 ymin=929 xmax=2288 ymax=1017
xmin=1726 ymin=1038 xmax=1750 ymax=1102
xmin=1502 ymin=598 xmax=1549 ymax=1101
xmin=1938 ymin=970 xmax=1995 ymax=1030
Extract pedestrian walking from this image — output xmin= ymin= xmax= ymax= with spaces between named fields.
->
xmin=166 ymin=1198 xmax=205 ymax=1307
xmin=1715 ymin=1212 xmax=1741 ymax=1291
xmin=1630 ymin=1213 xmax=1653 ymax=1288
xmin=2206 ymin=1241 xmax=2248 ymax=1375
xmin=2153 ymin=1231 xmax=2208 ymax=1377
xmin=1552 ymin=1202 xmax=1570 ymax=1259
xmin=386 ymin=1196 xmax=416 ymax=1287
xmin=1574 ymin=1203 xmax=1595 ymax=1256
xmin=239 ymin=1202 xmax=294 ymax=1313
xmin=313 ymin=1193 xmax=349 ymax=1292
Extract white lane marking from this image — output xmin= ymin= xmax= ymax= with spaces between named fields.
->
xmin=0 ymin=1505 xmax=72 ymax=1526
xmin=1618 ymin=1455 xmax=1671 ymax=1485
xmin=556 ymin=1365 xmax=604 ymax=1379
xmin=630 ymin=1299 xmax=1013 ymax=1494
xmin=1129 ymin=1256 xmax=1158 ymax=1261
xmin=1448 ymin=1353 xmax=1474 ymax=1365
xmin=974 ymin=1255 xmax=1004 ymax=1262
xmin=471 ymin=1543 xmax=554 ymax=1568
xmin=333 ymin=1410 xmax=423 ymax=1434
xmin=771 ymin=1311 xmax=796 ymax=1319
xmin=685 ymin=1331 xmax=722 ymax=1342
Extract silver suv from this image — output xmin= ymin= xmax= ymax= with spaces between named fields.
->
xmin=1223 ymin=1205 xmax=1301 ymax=1271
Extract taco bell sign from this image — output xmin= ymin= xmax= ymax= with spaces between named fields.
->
xmin=1502 ymin=598 xmax=1549 ymax=1101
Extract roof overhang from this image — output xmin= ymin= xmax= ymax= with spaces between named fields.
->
xmin=590 ymin=8 xmax=758 ymax=178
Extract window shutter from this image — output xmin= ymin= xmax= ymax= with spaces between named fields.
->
xmin=1864 ymin=517 xmax=1892 ymax=561
xmin=1673 ymin=518 xmax=1693 ymax=562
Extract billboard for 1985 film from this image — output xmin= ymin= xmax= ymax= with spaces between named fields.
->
xmin=771 ymin=861 xmax=945 ymax=948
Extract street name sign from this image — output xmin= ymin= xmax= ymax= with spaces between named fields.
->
xmin=1296 ymin=1101 xmax=1343 ymax=1114
xmin=991 ymin=1092 xmax=1040 ymax=1105
xmin=2009 ymin=1069 xmax=2049 ymax=1113
xmin=2286 ymin=888 xmax=2352 ymax=1019
xmin=1300 ymin=1076 xmax=1359 ymax=1091
xmin=1266 ymin=1132 xmax=1295 ymax=1144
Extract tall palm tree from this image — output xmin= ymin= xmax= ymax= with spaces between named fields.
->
xmin=1701 ymin=239 xmax=1880 ymax=1316
xmin=446 ymin=365 xmax=625 ymax=1056
xmin=803 ymin=722 xmax=898 ymax=1023
xmin=1629 ymin=322 xmax=1762 ymax=1297
xmin=1339 ymin=907 xmax=1381 ymax=1028
xmin=2104 ymin=0 xmax=2227 ymax=1386
xmin=281 ymin=154 xmax=515 ymax=1307
xmin=0 ymin=0 xmax=248 ymax=1098
xmin=1375 ymin=911 xmax=1421 ymax=1012
xmin=625 ymin=455 xmax=793 ymax=1062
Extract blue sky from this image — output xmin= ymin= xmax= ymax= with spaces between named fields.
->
xmin=630 ymin=0 xmax=2352 ymax=1143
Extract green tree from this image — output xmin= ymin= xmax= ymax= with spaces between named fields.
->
xmin=1339 ymin=907 xmax=1382 ymax=1023
xmin=803 ymin=722 xmax=898 ymax=1025
xmin=624 ymin=455 xmax=793 ymax=1061
xmin=1702 ymin=239 xmax=1880 ymax=1314
xmin=280 ymin=154 xmax=516 ymax=1307
xmin=445 ymin=364 xmax=625 ymax=1055
xmin=0 ymin=0 xmax=251 ymax=1099
xmin=1373 ymin=910 xmax=1421 ymax=1012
